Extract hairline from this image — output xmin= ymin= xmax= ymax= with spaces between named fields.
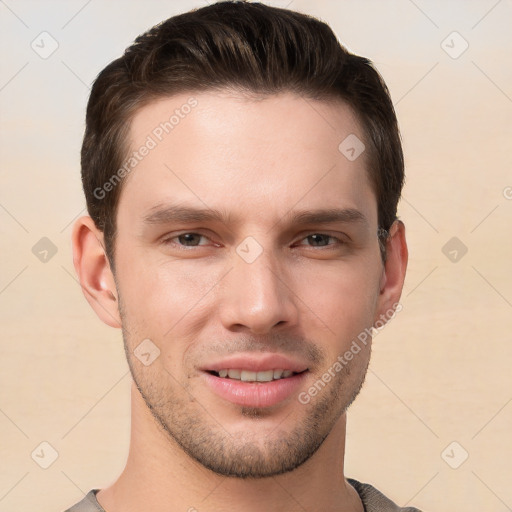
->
xmin=104 ymin=87 xmax=381 ymax=273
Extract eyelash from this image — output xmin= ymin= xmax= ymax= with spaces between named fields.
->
xmin=161 ymin=232 xmax=347 ymax=250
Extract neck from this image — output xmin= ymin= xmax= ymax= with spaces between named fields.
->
xmin=97 ymin=383 xmax=362 ymax=512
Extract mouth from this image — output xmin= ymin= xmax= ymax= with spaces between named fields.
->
xmin=201 ymin=355 xmax=309 ymax=408
xmin=207 ymin=368 xmax=305 ymax=382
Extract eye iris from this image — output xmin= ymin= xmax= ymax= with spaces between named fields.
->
xmin=176 ymin=234 xmax=333 ymax=247
xmin=178 ymin=233 xmax=201 ymax=246
xmin=308 ymin=234 xmax=330 ymax=246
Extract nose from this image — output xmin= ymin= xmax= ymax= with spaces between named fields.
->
xmin=218 ymin=246 xmax=299 ymax=335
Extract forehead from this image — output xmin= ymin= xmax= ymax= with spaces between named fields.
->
xmin=118 ymin=90 xmax=377 ymax=228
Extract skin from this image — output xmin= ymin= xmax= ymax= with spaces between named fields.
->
xmin=72 ymin=90 xmax=408 ymax=512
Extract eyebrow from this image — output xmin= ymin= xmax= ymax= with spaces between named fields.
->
xmin=142 ymin=204 xmax=368 ymax=228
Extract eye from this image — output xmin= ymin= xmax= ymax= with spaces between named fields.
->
xmin=163 ymin=232 xmax=212 ymax=248
xmin=297 ymin=233 xmax=345 ymax=248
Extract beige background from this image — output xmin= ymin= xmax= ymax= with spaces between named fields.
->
xmin=1 ymin=1 xmax=511 ymax=511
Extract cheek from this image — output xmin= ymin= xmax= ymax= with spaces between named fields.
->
xmin=292 ymin=259 xmax=380 ymax=348
xmin=116 ymin=247 xmax=227 ymax=336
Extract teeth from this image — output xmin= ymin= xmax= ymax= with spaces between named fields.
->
xmin=256 ymin=370 xmax=274 ymax=382
xmin=273 ymin=369 xmax=284 ymax=379
xmin=227 ymin=369 xmax=241 ymax=379
xmin=215 ymin=368 xmax=296 ymax=382
xmin=240 ymin=370 xmax=257 ymax=382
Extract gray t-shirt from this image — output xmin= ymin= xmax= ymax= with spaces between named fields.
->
xmin=64 ymin=479 xmax=422 ymax=511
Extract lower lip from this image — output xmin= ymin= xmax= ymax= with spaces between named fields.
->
xmin=202 ymin=371 xmax=307 ymax=408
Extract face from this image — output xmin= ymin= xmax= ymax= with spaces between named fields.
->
xmin=113 ymin=90 xmax=387 ymax=478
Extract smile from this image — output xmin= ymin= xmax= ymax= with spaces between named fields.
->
xmin=211 ymin=369 xmax=299 ymax=382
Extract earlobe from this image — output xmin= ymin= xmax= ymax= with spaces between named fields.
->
xmin=71 ymin=216 xmax=122 ymax=328
xmin=375 ymin=219 xmax=408 ymax=324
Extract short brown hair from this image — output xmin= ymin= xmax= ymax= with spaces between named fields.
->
xmin=81 ymin=0 xmax=404 ymax=270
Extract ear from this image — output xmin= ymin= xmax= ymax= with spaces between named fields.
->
xmin=71 ymin=216 xmax=121 ymax=328
xmin=374 ymin=220 xmax=408 ymax=326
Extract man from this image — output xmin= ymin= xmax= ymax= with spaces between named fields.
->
xmin=68 ymin=1 xmax=416 ymax=510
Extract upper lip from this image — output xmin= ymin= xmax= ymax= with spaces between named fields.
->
xmin=202 ymin=353 xmax=309 ymax=373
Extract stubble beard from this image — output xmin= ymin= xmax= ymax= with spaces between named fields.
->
xmin=123 ymin=329 xmax=370 ymax=479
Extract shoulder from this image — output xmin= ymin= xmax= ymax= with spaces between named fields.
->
xmin=348 ymin=478 xmax=423 ymax=512
xmin=63 ymin=490 xmax=105 ymax=512
xmin=66 ymin=483 xmax=423 ymax=512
